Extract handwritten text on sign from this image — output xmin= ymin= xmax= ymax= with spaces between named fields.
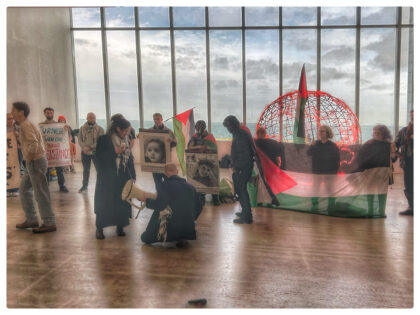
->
xmin=39 ymin=123 xmax=71 ymax=167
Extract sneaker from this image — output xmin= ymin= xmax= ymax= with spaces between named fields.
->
xmin=78 ymin=186 xmax=88 ymax=193
xmin=116 ymin=226 xmax=126 ymax=236
xmin=233 ymin=217 xmax=253 ymax=224
xmin=16 ymin=221 xmax=39 ymax=230
xmin=7 ymin=192 xmax=12 ymax=197
xmin=96 ymin=228 xmax=105 ymax=239
xmin=235 ymin=212 xmax=243 ymax=217
xmin=32 ymin=224 xmax=56 ymax=233
xmin=399 ymin=208 xmax=413 ymax=216
xmin=60 ymin=186 xmax=69 ymax=193
xmin=11 ymin=192 xmax=19 ymax=197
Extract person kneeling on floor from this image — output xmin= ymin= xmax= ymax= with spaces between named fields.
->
xmin=139 ymin=163 xmax=202 ymax=248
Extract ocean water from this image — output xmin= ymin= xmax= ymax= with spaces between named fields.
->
xmin=81 ymin=119 xmax=393 ymax=143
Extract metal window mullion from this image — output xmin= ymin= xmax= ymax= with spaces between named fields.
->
xmin=100 ymin=7 xmax=111 ymax=124
xmin=242 ymin=7 xmax=246 ymax=124
xmin=205 ymin=7 xmax=211 ymax=133
xmin=69 ymin=8 xmax=79 ymax=128
xmin=279 ymin=7 xmax=283 ymax=141
xmin=317 ymin=7 xmax=321 ymax=122
xmin=355 ymin=7 xmax=361 ymax=124
xmin=135 ymin=7 xmax=144 ymax=128
xmin=394 ymin=7 xmax=402 ymax=137
xmin=169 ymin=7 xmax=177 ymax=116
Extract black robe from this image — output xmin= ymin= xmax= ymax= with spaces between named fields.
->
xmin=94 ymin=134 xmax=136 ymax=229
xmin=141 ymin=175 xmax=198 ymax=244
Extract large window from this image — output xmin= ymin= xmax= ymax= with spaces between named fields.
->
xmin=71 ymin=7 xmax=413 ymax=140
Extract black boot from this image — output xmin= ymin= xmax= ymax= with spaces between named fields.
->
xmin=117 ymin=226 xmax=126 ymax=236
xmin=96 ymin=228 xmax=105 ymax=239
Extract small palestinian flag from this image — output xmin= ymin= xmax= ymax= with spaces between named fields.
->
xmin=173 ymin=108 xmax=195 ymax=175
xmin=293 ymin=64 xmax=308 ymax=144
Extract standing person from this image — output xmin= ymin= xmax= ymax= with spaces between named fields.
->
xmin=57 ymin=115 xmax=75 ymax=173
xmin=187 ymin=120 xmax=220 ymax=207
xmin=307 ymin=125 xmax=340 ymax=213
xmin=94 ymin=115 xmax=136 ymax=239
xmin=396 ymin=110 xmax=414 ymax=215
xmin=223 ymin=115 xmax=255 ymax=224
xmin=78 ymin=112 xmax=105 ymax=193
xmin=39 ymin=107 xmax=69 ymax=192
xmin=254 ymin=126 xmax=286 ymax=169
xmin=148 ymin=113 xmax=177 ymax=189
xmin=7 ymin=113 xmax=22 ymax=197
xmin=11 ymin=102 xmax=57 ymax=233
xmin=139 ymin=163 xmax=200 ymax=247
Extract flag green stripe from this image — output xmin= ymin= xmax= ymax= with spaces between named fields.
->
xmin=173 ymin=118 xmax=186 ymax=175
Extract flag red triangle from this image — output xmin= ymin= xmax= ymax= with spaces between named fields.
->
xmin=175 ymin=109 xmax=192 ymax=126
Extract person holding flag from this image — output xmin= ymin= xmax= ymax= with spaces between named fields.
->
xmin=149 ymin=113 xmax=177 ymax=189
xmin=188 ymin=120 xmax=221 ymax=207
xmin=173 ymin=108 xmax=195 ymax=176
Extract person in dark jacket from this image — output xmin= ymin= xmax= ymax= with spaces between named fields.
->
xmin=307 ymin=125 xmax=340 ymax=213
xmin=355 ymin=124 xmax=396 ymax=217
xmin=223 ymin=115 xmax=254 ymax=224
xmin=395 ymin=110 xmax=413 ymax=215
xmin=139 ymin=163 xmax=201 ymax=247
xmin=94 ymin=115 xmax=136 ymax=239
xmin=254 ymin=126 xmax=286 ymax=169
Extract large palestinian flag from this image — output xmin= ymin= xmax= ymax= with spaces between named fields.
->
xmin=248 ymin=142 xmax=390 ymax=218
xmin=173 ymin=108 xmax=195 ymax=175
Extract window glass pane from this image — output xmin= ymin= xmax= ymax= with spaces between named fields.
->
xmin=138 ymin=7 xmax=169 ymax=27
xmin=140 ymin=31 xmax=173 ymax=128
xmin=321 ymin=7 xmax=356 ymax=25
xmin=209 ymin=7 xmax=242 ymax=27
xmin=72 ymin=8 xmax=101 ymax=28
xmin=210 ymin=30 xmax=242 ymax=139
xmin=246 ymin=30 xmax=279 ymax=133
xmin=105 ymin=7 xmax=135 ymax=27
xmin=106 ymin=31 xmax=139 ymax=130
xmin=360 ymin=28 xmax=395 ymax=142
xmin=282 ymin=7 xmax=317 ymax=26
xmin=321 ymin=29 xmax=356 ymax=112
xmin=245 ymin=7 xmax=279 ymax=26
xmin=282 ymin=30 xmax=317 ymax=93
xmin=173 ymin=7 xmax=205 ymax=27
xmin=361 ymin=7 xmax=397 ymax=25
xmin=73 ymin=31 xmax=106 ymax=130
xmin=399 ymin=28 xmax=412 ymax=129
xmin=175 ymin=31 xmax=207 ymax=123
xmin=402 ymin=7 xmax=412 ymax=24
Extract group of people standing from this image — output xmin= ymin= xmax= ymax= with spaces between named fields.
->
xmin=9 ymin=100 xmax=414 ymax=245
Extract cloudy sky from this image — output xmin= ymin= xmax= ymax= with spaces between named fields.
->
xmin=72 ymin=6 xmax=411 ymax=137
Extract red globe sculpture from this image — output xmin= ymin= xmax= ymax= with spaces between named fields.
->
xmin=256 ymin=90 xmax=361 ymax=145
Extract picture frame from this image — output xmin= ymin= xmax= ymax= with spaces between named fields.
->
xmin=139 ymin=128 xmax=171 ymax=173
xmin=186 ymin=152 xmax=219 ymax=194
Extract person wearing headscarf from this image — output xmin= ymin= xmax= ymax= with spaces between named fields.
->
xmin=395 ymin=109 xmax=414 ymax=215
xmin=223 ymin=115 xmax=254 ymax=224
xmin=187 ymin=120 xmax=220 ymax=208
xmin=94 ymin=115 xmax=136 ymax=239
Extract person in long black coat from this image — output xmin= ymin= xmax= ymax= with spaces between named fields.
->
xmin=94 ymin=115 xmax=136 ymax=239
xmin=140 ymin=163 xmax=200 ymax=247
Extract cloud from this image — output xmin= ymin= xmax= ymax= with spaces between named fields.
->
xmin=364 ymin=31 xmax=396 ymax=72
xmin=246 ymin=59 xmax=278 ymax=80
xmin=322 ymin=46 xmax=355 ymax=62
xmin=74 ymin=38 xmax=98 ymax=48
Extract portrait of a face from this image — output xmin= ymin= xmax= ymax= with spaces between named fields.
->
xmin=144 ymin=139 xmax=165 ymax=164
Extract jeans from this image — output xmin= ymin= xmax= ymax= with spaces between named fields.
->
xmin=46 ymin=166 xmax=65 ymax=189
xmin=20 ymin=158 xmax=56 ymax=225
xmin=81 ymin=153 xmax=97 ymax=187
xmin=232 ymin=164 xmax=253 ymax=219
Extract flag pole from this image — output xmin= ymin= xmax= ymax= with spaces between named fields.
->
xmin=163 ymin=107 xmax=196 ymax=123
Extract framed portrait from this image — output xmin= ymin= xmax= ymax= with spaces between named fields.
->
xmin=186 ymin=152 xmax=219 ymax=194
xmin=139 ymin=129 xmax=171 ymax=173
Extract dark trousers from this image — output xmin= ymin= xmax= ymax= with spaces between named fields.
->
xmin=152 ymin=173 xmax=165 ymax=190
xmin=403 ymin=156 xmax=413 ymax=209
xmin=232 ymin=164 xmax=253 ymax=219
xmin=46 ymin=166 xmax=65 ymax=189
xmin=82 ymin=153 xmax=97 ymax=187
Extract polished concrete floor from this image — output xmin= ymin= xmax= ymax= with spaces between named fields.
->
xmin=7 ymin=163 xmax=413 ymax=308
